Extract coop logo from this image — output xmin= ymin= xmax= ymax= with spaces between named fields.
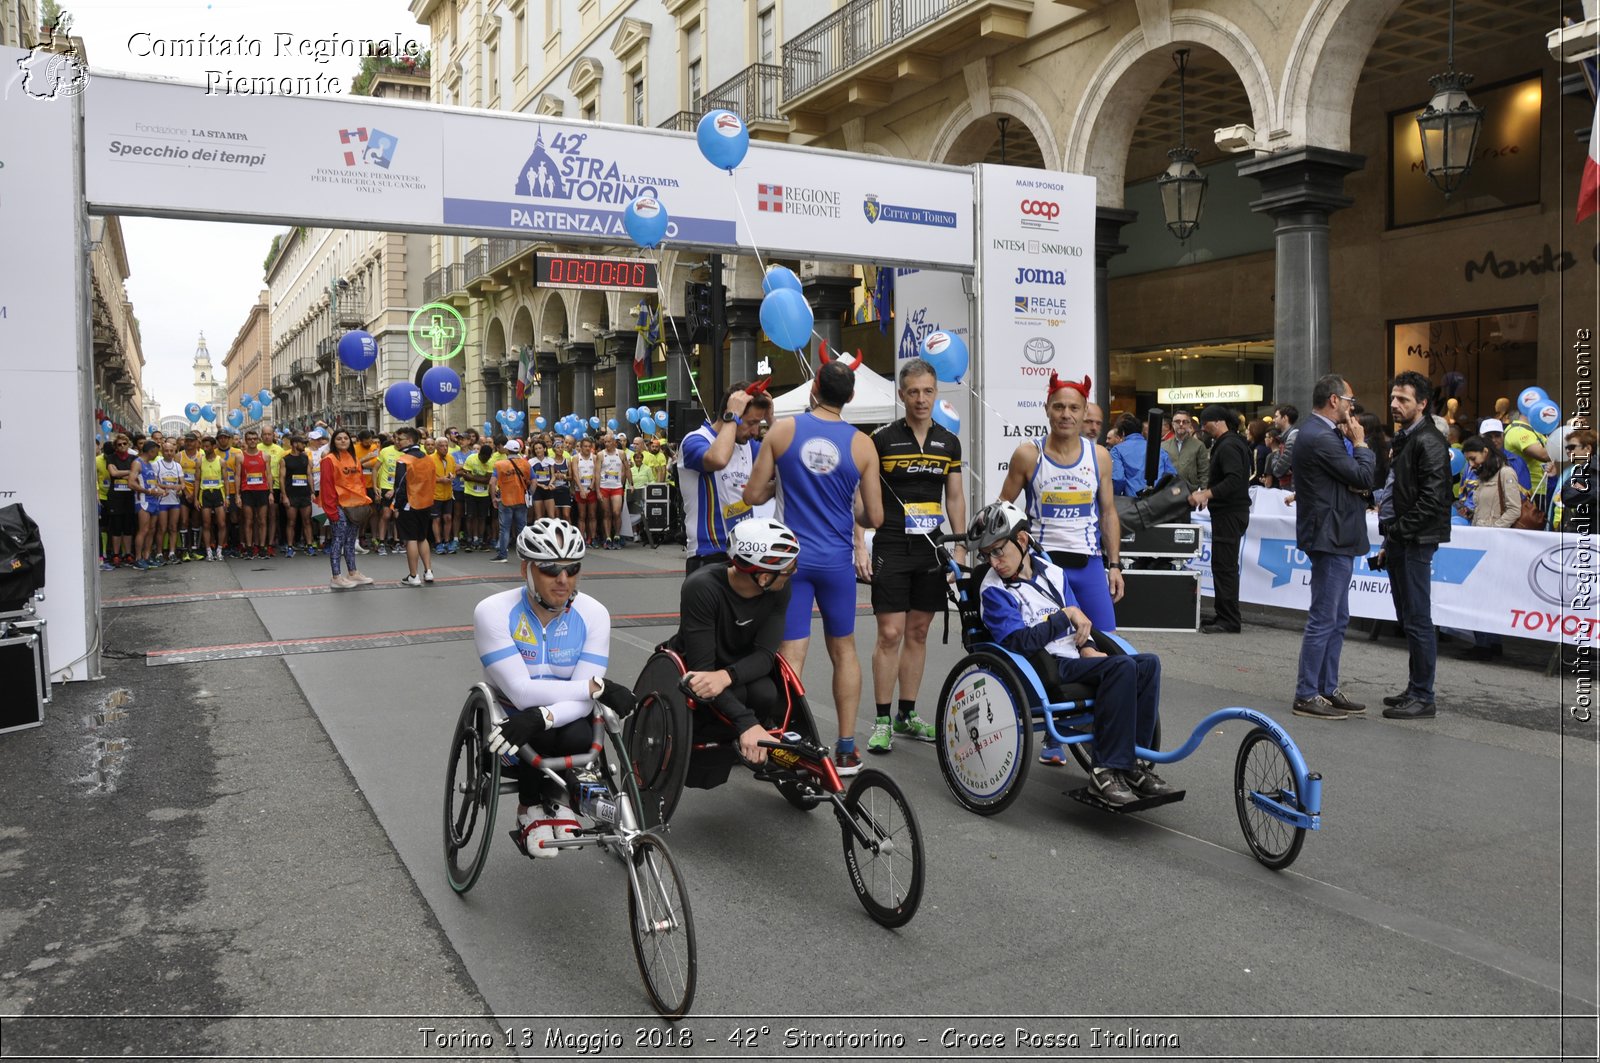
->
xmin=756 ymin=181 xmax=841 ymax=218
xmin=514 ymin=128 xmax=680 ymax=206
xmin=1014 ymin=267 xmax=1067 ymax=287
xmin=15 ymin=43 xmax=89 ymax=100
xmin=1020 ymin=199 xmax=1060 ymax=230
xmin=1528 ymin=543 xmax=1594 ymax=608
xmin=863 ymin=194 xmax=959 ymax=229
xmin=337 ymin=127 xmax=398 ymax=168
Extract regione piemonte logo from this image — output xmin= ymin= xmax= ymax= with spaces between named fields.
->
xmin=338 ymin=127 xmax=398 ymax=169
xmin=758 ymin=183 xmax=784 ymax=212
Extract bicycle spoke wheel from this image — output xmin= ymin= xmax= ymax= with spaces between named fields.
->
xmin=443 ymin=691 xmax=501 ymax=894
xmin=1233 ymin=729 xmax=1306 ymax=871
xmin=627 ymin=834 xmax=697 ymax=1019
xmin=839 ymin=769 xmax=924 ymax=928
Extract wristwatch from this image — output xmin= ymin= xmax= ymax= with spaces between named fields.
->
xmin=720 ymin=411 xmax=737 ymax=423
xmin=1105 ymin=560 xmax=1124 ymax=570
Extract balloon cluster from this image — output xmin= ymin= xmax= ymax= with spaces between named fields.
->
xmin=621 ymin=405 xmax=666 ymax=435
xmin=758 ymin=265 xmax=813 ymax=352
xmin=492 ymin=407 xmax=528 ymax=435
xmin=1517 ymin=386 xmax=1561 ymax=435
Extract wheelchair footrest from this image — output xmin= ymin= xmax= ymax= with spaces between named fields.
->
xmin=1065 ymin=786 xmax=1187 ymax=814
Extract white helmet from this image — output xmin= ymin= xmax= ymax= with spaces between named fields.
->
xmin=516 ymin=517 xmax=586 ymax=563
xmin=968 ymin=500 xmax=1029 ymax=554
xmin=729 ymin=517 xmax=801 ymax=574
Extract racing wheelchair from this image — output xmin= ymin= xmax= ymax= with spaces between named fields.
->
xmin=625 ymin=646 xmax=924 ymax=928
xmin=442 ymin=684 xmax=697 ymax=1019
xmin=934 ymin=549 xmax=1323 ymax=871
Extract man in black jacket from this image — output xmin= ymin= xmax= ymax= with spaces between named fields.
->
xmin=1190 ymin=405 xmax=1254 ymax=634
xmin=1373 ymin=371 xmax=1452 ymax=719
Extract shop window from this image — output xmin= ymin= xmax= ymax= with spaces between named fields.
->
xmin=1389 ymin=74 xmax=1541 ymax=230
xmin=1109 ymin=340 xmax=1276 ymax=420
xmin=1389 ymin=308 xmax=1538 ymax=422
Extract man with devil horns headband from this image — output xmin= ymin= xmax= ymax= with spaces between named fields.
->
xmin=998 ymin=373 xmax=1124 ymax=765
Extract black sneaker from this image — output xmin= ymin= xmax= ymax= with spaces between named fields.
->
xmin=1381 ymin=693 xmax=1408 ymax=708
xmin=1382 ymin=698 xmax=1437 ymax=720
xmin=1125 ymin=761 xmax=1179 ymax=798
xmin=1292 ymin=695 xmax=1346 ymax=720
xmin=1324 ymin=688 xmax=1365 ymax=714
xmin=1090 ymin=768 xmax=1138 ymax=807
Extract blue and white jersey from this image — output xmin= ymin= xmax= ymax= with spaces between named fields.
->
xmin=978 ymin=554 xmax=1081 ymax=661
xmin=1022 ymin=442 xmax=1102 ymax=555
xmin=473 ymin=586 xmax=611 ymax=727
xmin=678 ymin=421 xmax=770 ymax=558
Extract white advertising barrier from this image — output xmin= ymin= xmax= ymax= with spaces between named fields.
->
xmin=893 ymin=266 xmax=974 ymax=491
xmin=1181 ymin=490 xmax=1598 ymax=644
xmin=1 ymin=47 xmax=97 ymax=680
xmin=972 ymin=165 xmax=1096 ymax=489
xmin=83 ymin=74 xmax=976 ymax=269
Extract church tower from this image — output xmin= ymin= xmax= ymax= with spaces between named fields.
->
xmin=192 ymin=332 xmax=226 ymax=410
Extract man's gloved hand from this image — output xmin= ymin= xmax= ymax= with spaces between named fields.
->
xmin=594 ymin=678 xmax=637 ymax=717
xmin=486 ymin=707 xmax=548 ymax=757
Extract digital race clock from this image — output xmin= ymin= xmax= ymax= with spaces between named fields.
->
xmin=533 ymin=253 xmax=658 ymax=293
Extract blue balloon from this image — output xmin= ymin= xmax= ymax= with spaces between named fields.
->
xmin=759 ymin=288 xmax=814 ymax=351
xmin=626 ymin=407 xmax=640 ymax=424
xmin=184 ymin=403 xmax=201 ymax=423
xmin=248 ymin=402 xmax=264 ymax=421
xmin=338 ymin=330 xmax=379 ymax=371
xmin=228 ymin=409 xmax=245 ymax=428
xmin=932 ymin=399 xmax=961 ymax=435
xmin=384 ymin=382 xmax=423 ymax=421
xmin=696 ymin=109 xmax=750 ymax=171
xmin=622 ymin=194 xmax=671 ymax=249
xmin=656 ymin=409 xmax=668 ymax=428
xmin=100 ymin=419 xmax=113 ymax=432
xmin=1449 ymin=447 xmax=1465 ymax=477
xmin=607 ymin=418 xmax=619 ymax=431
xmin=1532 ymin=400 xmax=1562 ymax=435
xmin=639 ymin=414 xmax=657 ymax=435
xmin=761 ymin=265 xmax=802 ymax=296
xmin=921 ymin=329 xmax=969 ymax=384
xmin=1517 ymin=386 xmax=1548 ymax=417
xmin=482 ymin=421 xmax=496 ymax=436
xmin=590 ymin=416 xmax=601 ymax=428
xmin=420 ymin=365 xmax=462 ymax=404
xmin=257 ymin=389 xmax=272 ymax=406
xmin=200 ymin=405 xmax=216 ymax=423
xmin=535 ymin=416 xmax=547 ymax=430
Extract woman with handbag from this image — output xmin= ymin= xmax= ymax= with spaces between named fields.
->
xmin=1451 ymin=436 xmax=1522 ymax=661
xmin=318 ymin=429 xmax=374 ymax=589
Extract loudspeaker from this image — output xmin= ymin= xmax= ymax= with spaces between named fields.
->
xmin=645 ymin=482 xmax=673 ymax=535
xmin=1111 ymin=571 xmax=1199 ymax=632
xmin=0 ymin=617 xmax=47 ymax=735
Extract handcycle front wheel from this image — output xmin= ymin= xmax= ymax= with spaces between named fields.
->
xmin=627 ymin=833 xmax=698 ymax=1019
xmin=443 ymin=689 xmax=502 ymax=894
xmin=1233 ymin=728 xmax=1307 ymax=871
xmin=838 ymin=769 xmax=924 ymax=928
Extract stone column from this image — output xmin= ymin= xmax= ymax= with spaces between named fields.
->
xmin=564 ymin=342 xmax=597 ymax=420
xmin=1094 ymin=207 xmax=1137 ymax=416
xmin=801 ymin=274 xmax=860 ymax=366
xmin=1236 ymin=147 xmax=1365 ymax=411
xmin=605 ymin=331 xmax=638 ymax=416
xmin=536 ymin=351 xmax=560 ymax=424
xmin=725 ymin=297 xmax=763 ymax=385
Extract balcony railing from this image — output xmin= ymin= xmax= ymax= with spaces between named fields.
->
xmin=783 ymin=0 xmax=974 ymax=99
xmin=272 ymin=373 xmax=292 ymax=395
xmin=334 ymin=284 xmax=367 ymax=328
xmin=658 ymin=110 xmax=701 ymax=132
xmin=423 ymin=267 xmax=445 ymax=304
xmin=291 ymin=358 xmax=311 ymax=383
xmin=487 ymin=237 xmax=529 ymax=269
xmin=703 ymin=63 xmax=785 ymax=124
xmin=316 ymin=336 xmax=337 ymax=369
xmin=443 ymin=263 xmax=469 ymax=295
xmin=464 ymin=245 xmax=488 ymax=280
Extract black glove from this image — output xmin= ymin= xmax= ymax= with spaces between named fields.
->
xmin=486 ymin=707 xmax=547 ymax=757
xmin=595 ymin=678 xmax=637 ymax=717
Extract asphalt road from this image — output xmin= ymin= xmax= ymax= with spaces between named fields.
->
xmin=1 ymin=542 xmax=1595 ymax=1062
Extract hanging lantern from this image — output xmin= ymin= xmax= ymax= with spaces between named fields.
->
xmin=1158 ymin=49 xmax=1208 ymax=242
xmin=1415 ymin=0 xmax=1484 ymax=200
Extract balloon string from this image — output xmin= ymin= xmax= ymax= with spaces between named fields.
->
xmin=729 ymin=179 xmax=814 ymax=382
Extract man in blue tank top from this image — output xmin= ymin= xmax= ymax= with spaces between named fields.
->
xmin=745 ymin=360 xmax=883 ymax=775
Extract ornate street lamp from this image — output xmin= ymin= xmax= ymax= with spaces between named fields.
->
xmin=1415 ymin=0 xmax=1484 ymax=199
xmin=1158 ymin=49 xmax=1208 ymax=242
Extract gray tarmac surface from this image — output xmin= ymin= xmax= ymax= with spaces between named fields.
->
xmin=1 ymin=540 xmax=1596 ymax=1062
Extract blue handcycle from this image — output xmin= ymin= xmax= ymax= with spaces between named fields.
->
xmin=934 ymin=558 xmax=1323 ymax=870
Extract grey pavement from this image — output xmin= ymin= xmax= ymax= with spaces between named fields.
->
xmin=0 ymin=542 xmax=1596 ymax=1061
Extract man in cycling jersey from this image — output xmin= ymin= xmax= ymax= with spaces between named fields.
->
xmin=668 ymin=518 xmax=801 ymax=765
xmin=475 ymin=517 xmax=632 ymax=857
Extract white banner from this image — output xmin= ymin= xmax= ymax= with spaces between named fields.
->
xmin=972 ymin=165 xmax=1096 ymax=490
xmin=1181 ymin=490 xmax=1598 ymax=644
xmin=83 ymin=73 xmax=976 ymax=269
xmin=892 ymin=267 xmax=975 ymax=489
xmin=2 ymin=47 xmax=96 ymax=680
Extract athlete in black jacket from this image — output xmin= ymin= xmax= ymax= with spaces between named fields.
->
xmin=1191 ymin=405 xmax=1254 ymax=634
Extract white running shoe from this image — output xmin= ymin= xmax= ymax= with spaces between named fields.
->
xmin=423 ymin=568 xmax=435 ymax=583
xmin=399 ymin=574 xmax=422 ymax=587
xmin=512 ymin=805 xmax=580 ymax=859
xmin=353 ymin=542 xmax=369 ymax=555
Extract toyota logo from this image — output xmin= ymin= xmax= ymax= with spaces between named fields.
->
xmin=1023 ymin=338 xmax=1055 ymax=365
xmin=1020 ymin=200 xmax=1060 ymax=219
xmin=1528 ymin=543 xmax=1594 ymax=608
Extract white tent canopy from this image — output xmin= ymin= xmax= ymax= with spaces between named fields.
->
xmin=769 ymin=361 xmax=901 ymax=426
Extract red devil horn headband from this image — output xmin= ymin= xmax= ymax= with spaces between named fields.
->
xmin=1047 ymin=373 xmax=1091 ymax=399
xmin=818 ymin=340 xmax=864 ymax=371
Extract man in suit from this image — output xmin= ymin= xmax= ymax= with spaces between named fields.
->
xmin=1290 ymin=374 xmax=1376 ymax=720
xmin=1189 ymin=405 xmax=1254 ymax=634
xmin=1162 ymin=410 xmax=1209 ymax=488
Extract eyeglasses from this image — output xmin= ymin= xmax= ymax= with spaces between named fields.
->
xmin=978 ymin=542 xmax=1012 ymax=561
xmin=534 ymin=560 xmax=582 ymax=577
xmin=1335 ymin=394 xmax=1357 ymax=405
xmin=1566 ymin=445 xmax=1584 ymax=453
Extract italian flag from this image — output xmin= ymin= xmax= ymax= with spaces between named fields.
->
xmin=1580 ymin=96 xmax=1600 ymax=223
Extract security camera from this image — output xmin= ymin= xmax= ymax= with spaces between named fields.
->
xmin=1214 ymin=124 xmax=1260 ymax=153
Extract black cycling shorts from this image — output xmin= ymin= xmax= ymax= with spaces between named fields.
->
xmin=870 ymin=541 xmax=949 ymax=615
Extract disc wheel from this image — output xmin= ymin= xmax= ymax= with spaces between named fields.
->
xmin=627 ymin=834 xmax=697 ymax=1019
xmin=935 ymin=653 xmax=1032 ymax=815
xmin=1233 ymin=728 xmax=1307 ymax=870
xmin=627 ymin=653 xmax=693 ymax=828
xmin=839 ymin=769 xmax=924 ymax=928
xmin=443 ymin=690 xmax=502 ymax=894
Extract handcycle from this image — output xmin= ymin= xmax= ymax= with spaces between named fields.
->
xmin=933 ymin=547 xmax=1323 ymax=870
xmin=626 ymin=647 xmax=924 ymax=928
xmin=443 ymin=683 xmax=697 ymax=1019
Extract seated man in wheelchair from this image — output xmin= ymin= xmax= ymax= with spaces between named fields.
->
xmin=667 ymin=517 xmax=802 ymax=766
xmin=971 ymin=501 xmax=1176 ymax=807
xmin=475 ymin=517 xmax=632 ymax=857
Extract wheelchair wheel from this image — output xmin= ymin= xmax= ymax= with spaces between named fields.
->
xmin=935 ymin=653 xmax=1032 ymax=815
xmin=775 ymin=672 xmax=822 ymax=812
xmin=1067 ymin=717 xmax=1161 ymax=777
xmin=443 ymin=689 xmax=501 ymax=894
xmin=1233 ymin=729 xmax=1307 ymax=870
xmin=839 ymin=769 xmax=924 ymax=928
xmin=627 ymin=653 xmax=693 ymax=828
xmin=627 ymin=833 xmax=697 ymax=1019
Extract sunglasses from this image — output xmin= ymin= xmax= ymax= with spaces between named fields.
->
xmin=1567 ymin=445 xmax=1585 ymax=453
xmin=534 ymin=560 xmax=582 ymax=577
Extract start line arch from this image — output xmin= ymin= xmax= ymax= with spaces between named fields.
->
xmin=0 ymin=51 xmax=1094 ymax=681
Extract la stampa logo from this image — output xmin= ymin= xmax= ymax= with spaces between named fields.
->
xmin=337 ymin=127 xmax=398 ymax=169
xmin=16 ymin=44 xmax=89 ymax=100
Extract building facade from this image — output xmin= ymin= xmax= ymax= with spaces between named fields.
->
xmin=191 ymin=333 xmax=228 ymax=416
xmin=0 ymin=0 xmax=38 ymax=49
xmin=88 ymin=216 xmax=146 ymax=435
xmin=223 ymin=290 xmax=272 ymax=424
xmin=404 ymin=0 xmax=1593 ymax=441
